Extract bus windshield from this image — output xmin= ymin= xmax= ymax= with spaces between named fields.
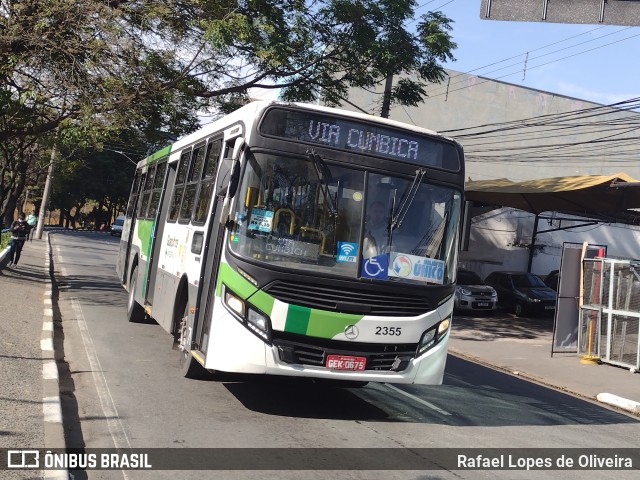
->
xmin=229 ymin=151 xmax=461 ymax=285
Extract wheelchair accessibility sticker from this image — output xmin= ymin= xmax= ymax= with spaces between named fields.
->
xmin=360 ymin=254 xmax=388 ymax=280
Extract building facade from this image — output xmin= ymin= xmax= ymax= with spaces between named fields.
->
xmin=335 ymin=70 xmax=640 ymax=276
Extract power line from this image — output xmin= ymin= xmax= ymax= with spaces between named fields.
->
xmin=423 ymin=31 xmax=640 ymax=102
xmin=424 ymin=26 xmax=630 ymax=98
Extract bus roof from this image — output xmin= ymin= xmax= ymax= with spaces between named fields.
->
xmin=139 ymin=100 xmax=456 ymax=168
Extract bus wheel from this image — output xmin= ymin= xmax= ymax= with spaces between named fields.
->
xmin=127 ymin=267 xmax=146 ymax=323
xmin=177 ymin=303 xmax=208 ymax=379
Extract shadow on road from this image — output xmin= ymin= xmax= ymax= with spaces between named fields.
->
xmin=218 ymin=356 xmax=638 ymax=428
xmin=453 ymin=311 xmax=553 ymax=341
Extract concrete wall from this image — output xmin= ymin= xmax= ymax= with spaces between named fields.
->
xmin=342 ymin=69 xmax=640 ymax=182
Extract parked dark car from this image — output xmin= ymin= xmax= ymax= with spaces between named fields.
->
xmin=454 ymin=268 xmax=498 ymax=312
xmin=544 ymin=270 xmax=559 ymax=291
xmin=484 ymin=271 xmax=557 ymax=317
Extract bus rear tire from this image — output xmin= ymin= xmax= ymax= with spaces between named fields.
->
xmin=177 ymin=302 xmax=209 ymax=379
xmin=127 ymin=267 xmax=146 ymax=323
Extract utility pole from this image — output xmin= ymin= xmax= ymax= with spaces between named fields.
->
xmin=35 ymin=145 xmax=56 ymax=240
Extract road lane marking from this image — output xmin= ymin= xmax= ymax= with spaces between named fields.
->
xmin=43 ymin=361 xmax=58 ymax=380
xmin=72 ymin=298 xmax=132 ymax=480
xmin=41 ymin=338 xmax=53 ymax=351
xmin=384 ymin=384 xmax=452 ymax=416
xmin=43 ymin=396 xmax=63 ymax=423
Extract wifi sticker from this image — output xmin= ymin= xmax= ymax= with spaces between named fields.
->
xmin=337 ymin=242 xmax=358 ymax=263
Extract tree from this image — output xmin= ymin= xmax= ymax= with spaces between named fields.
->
xmin=1 ymin=1 xmax=457 ymax=219
xmin=50 ymin=145 xmax=138 ymax=229
xmin=1 ymin=1 xmax=456 ymax=140
xmin=375 ymin=6 xmax=456 ymax=118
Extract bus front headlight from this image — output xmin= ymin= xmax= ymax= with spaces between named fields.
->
xmin=247 ymin=308 xmax=270 ymax=340
xmin=222 ymin=285 xmax=272 ymax=343
xmin=224 ymin=290 xmax=245 ymax=316
xmin=417 ymin=317 xmax=451 ymax=357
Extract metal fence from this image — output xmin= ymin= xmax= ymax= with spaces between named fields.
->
xmin=580 ymin=258 xmax=640 ymax=371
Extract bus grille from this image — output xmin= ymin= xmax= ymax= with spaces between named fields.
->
xmin=272 ymin=332 xmax=417 ymax=372
xmin=263 ymin=280 xmax=431 ymax=316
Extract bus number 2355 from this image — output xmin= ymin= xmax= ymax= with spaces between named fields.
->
xmin=375 ymin=326 xmax=402 ymax=336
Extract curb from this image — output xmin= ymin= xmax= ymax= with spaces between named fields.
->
xmin=42 ymin=232 xmax=68 ymax=480
xmin=0 ymin=245 xmax=9 ymax=267
xmin=597 ymin=393 xmax=640 ymax=415
xmin=448 ymin=349 xmax=640 ymax=417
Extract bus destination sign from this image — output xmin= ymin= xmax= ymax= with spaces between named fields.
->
xmin=260 ymin=108 xmax=460 ymax=171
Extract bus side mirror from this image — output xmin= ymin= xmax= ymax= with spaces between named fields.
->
xmin=228 ymin=160 xmax=240 ymax=199
xmin=216 ymin=138 xmax=244 ymax=198
xmin=216 ymin=157 xmax=236 ymax=197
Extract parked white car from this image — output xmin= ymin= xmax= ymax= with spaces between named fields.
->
xmin=110 ymin=215 xmax=125 ymax=236
xmin=454 ymin=268 xmax=498 ymax=313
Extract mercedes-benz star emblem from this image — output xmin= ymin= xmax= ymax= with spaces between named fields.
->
xmin=344 ymin=325 xmax=359 ymax=340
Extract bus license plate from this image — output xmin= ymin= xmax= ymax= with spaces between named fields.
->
xmin=326 ymin=355 xmax=366 ymax=371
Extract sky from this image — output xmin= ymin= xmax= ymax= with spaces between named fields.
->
xmin=431 ymin=0 xmax=640 ymax=105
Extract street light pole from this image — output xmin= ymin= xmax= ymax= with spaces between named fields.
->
xmin=102 ymin=148 xmax=138 ymax=165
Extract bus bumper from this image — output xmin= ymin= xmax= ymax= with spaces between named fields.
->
xmin=264 ymin=331 xmax=449 ymax=385
xmin=205 ymin=308 xmax=449 ymax=385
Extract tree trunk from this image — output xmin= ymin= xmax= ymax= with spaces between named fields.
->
xmin=380 ymin=72 xmax=394 ymax=119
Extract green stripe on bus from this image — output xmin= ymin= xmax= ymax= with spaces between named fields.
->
xmin=136 ymin=220 xmax=155 ymax=297
xmin=144 ymin=145 xmax=172 ymax=164
xmin=216 ymin=263 xmax=257 ymax=300
xmin=136 ymin=219 xmax=154 ymax=253
xmin=246 ymin=289 xmax=275 ymax=316
xmin=305 ymin=309 xmax=364 ymax=338
xmin=284 ymin=305 xmax=311 ymax=335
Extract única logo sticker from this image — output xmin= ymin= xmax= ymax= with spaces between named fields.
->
xmin=392 ymin=254 xmax=412 ymax=277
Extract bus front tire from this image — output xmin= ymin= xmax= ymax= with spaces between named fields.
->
xmin=127 ymin=267 xmax=146 ymax=323
xmin=177 ymin=302 xmax=209 ymax=379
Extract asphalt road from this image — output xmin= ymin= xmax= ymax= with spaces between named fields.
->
xmin=49 ymin=231 xmax=640 ymax=480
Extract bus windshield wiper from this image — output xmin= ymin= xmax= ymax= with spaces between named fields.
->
xmin=308 ymin=148 xmax=334 ymax=183
xmin=390 ymin=168 xmax=426 ymax=230
xmin=307 ymin=149 xmax=337 ymax=216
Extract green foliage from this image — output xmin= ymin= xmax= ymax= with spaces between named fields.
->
xmin=1 ymin=230 xmax=10 ymax=249
xmin=0 ymin=0 xmax=458 ymax=220
xmin=1 ymin=1 xmax=457 ymax=139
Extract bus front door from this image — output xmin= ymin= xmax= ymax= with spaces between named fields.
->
xmin=192 ymin=195 xmax=226 ymax=353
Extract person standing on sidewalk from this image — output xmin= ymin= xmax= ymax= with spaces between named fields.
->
xmin=25 ymin=211 xmax=37 ymax=241
xmin=8 ymin=213 xmax=29 ymax=267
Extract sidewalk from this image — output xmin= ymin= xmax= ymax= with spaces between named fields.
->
xmin=0 ymin=234 xmax=66 ymax=479
xmin=449 ymin=314 xmax=640 ymax=416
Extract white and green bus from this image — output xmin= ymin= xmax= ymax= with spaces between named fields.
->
xmin=117 ymin=101 xmax=464 ymax=385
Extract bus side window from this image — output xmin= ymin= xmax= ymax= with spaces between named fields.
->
xmin=126 ymin=172 xmax=143 ymax=218
xmin=168 ymin=149 xmax=192 ymax=222
xmin=139 ymin=164 xmax=156 ymax=219
xmin=179 ymin=143 xmax=205 ymax=223
xmin=193 ymin=139 xmax=222 ymax=224
xmin=147 ymin=160 xmax=167 ymax=218
xmin=135 ymin=172 xmax=147 ymax=217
